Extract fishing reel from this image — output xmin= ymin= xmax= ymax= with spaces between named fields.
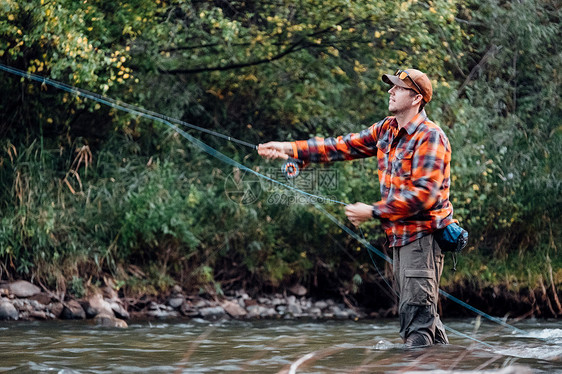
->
xmin=281 ymin=158 xmax=303 ymax=179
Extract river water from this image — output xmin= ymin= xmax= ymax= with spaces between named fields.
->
xmin=0 ymin=318 xmax=561 ymax=373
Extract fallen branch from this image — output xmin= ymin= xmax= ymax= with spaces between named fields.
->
xmin=457 ymin=44 xmax=501 ymax=97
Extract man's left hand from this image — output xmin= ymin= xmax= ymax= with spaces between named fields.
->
xmin=344 ymin=202 xmax=373 ymax=226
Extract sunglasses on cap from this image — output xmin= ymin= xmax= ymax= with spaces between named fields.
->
xmin=395 ymin=69 xmax=424 ymax=97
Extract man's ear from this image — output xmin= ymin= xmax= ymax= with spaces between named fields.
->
xmin=411 ymin=94 xmax=423 ymax=107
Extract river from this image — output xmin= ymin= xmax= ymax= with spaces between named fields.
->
xmin=0 ymin=318 xmax=560 ymax=373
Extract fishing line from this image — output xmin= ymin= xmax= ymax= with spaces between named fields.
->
xmin=438 ymin=290 xmax=529 ymax=336
xmin=312 ymin=203 xmax=531 ymax=347
xmin=0 ymin=63 xmax=346 ymax=205
xmin=359 ymin=227 xmax=395 ymax=294
xmin=0 ymin=63 xmax=257 ymax=150
xmin=0 ymin=63 xmax=535 ymax=342
xmin=0 ymin=63 xmax=309 ymax=178
xmin=443 ymin=325 xmax=494 ymax=349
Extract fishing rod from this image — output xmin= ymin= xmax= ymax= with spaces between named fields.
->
xmin=0 ymin=63 xmax=330 ymax=200
xmin=0 ymin=62 xmax=537 ymax=344
xmin=0 ymin=63 xmax=305 ymax=178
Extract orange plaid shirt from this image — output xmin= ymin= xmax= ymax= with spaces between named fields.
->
xmin=291 ymin=111 xmax=455 ymax=247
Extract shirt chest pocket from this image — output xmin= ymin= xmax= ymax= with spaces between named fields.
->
xmin=392 ymin=149 xmax=414 ymax=178
xmin=376 ymin=140 xmax=391 ymax=171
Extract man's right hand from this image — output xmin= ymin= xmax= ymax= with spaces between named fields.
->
xmin=257 ymin=141 xmax=291 ymax=160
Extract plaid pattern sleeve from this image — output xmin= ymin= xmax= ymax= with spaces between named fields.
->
xmin=291 ymin=120 xmax=386 ymax=162
xmin=290 ymin=113 xmax=454 ymax=247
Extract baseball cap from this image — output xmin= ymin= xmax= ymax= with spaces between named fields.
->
xmin=382 ymin=69 xmax=433 ymax=103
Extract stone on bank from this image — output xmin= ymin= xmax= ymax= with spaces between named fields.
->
xmin=0 ymin=300 xmax=18 ymax=320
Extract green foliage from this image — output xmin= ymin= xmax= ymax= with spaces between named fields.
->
xmin=0 ymin=0 xmax=159 ymax=137
xmin=447 ymin=0 xmax=561 ymax=257
xmin=68 ymin=276 xmax=85 ymax=298
xmin=137 ymin=0 xmax=466 ymax=139
xmin=0 ymin=0 xmax=559 ymax=299
xmin=118 ymin=160 xmax=200 ymax=256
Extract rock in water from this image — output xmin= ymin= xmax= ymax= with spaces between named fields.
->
xmin=60 ymin=300 xmax=86 ymax=320
xmin=0 ymin=301 xmax=18 ymax=320
xmin=49 ymin=302 xmax=64 ymax=318
xmin=199 ymin=306 xmax=226 ymax=320
xmin=94 ymin=313 xmax=128 ymax=328
xmin=222 ymin=300 xmax=247 ymax=318
xmin=84 ymin=293 xmax=114 ymax=318
xmin=109 ymin=301 xmax=129 ymax=320
xmin=29 ymin=310 xmax=47 ymax=320
xmin=8 ymin=281 xmax=41 ymax=298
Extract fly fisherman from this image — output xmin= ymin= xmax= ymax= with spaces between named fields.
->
xmin=258 ymin=69 xmax=453 ymax=347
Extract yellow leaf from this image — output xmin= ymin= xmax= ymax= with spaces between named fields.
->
xmin=327 ymin=46 xmax=339 ymax=57
xmin=353 ymin=60 xmax=367 ymax=73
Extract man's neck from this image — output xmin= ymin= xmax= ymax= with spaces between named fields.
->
xmin=394 ymin=108 xmax=420 ymax=129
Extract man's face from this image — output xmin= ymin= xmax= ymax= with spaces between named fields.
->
xmin=388 ymin=85 xmax=417 ymax=114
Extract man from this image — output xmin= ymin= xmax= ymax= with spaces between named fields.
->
xmin=258 ymin=68 xmax=453 ymax=346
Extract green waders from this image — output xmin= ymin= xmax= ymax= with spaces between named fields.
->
xmin=393 ymin=233 xmax=449 ymax=346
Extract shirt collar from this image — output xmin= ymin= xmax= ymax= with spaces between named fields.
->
xmin=402 ymin=110 xmax=427 ymax=135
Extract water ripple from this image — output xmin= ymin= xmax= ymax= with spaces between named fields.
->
xmin=0 ymin=319 xmax=560 ymax=373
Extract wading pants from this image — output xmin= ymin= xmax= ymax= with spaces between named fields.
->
xmin=393 ymin=233 xmax=448 ymax=346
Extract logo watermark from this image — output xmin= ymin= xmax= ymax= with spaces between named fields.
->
xmin=223 ymin=169 xmax=262 ymax=205
xmin=265 ymin=192 xmax=338 ymax=205
xmin=224 ymin=168 xmax=339 ymax=205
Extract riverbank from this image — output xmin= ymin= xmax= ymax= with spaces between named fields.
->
xmin=1 ymin=280 xmax=561 ymax=328
xmin=0 ymin=281 xmax=367 ymax=327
